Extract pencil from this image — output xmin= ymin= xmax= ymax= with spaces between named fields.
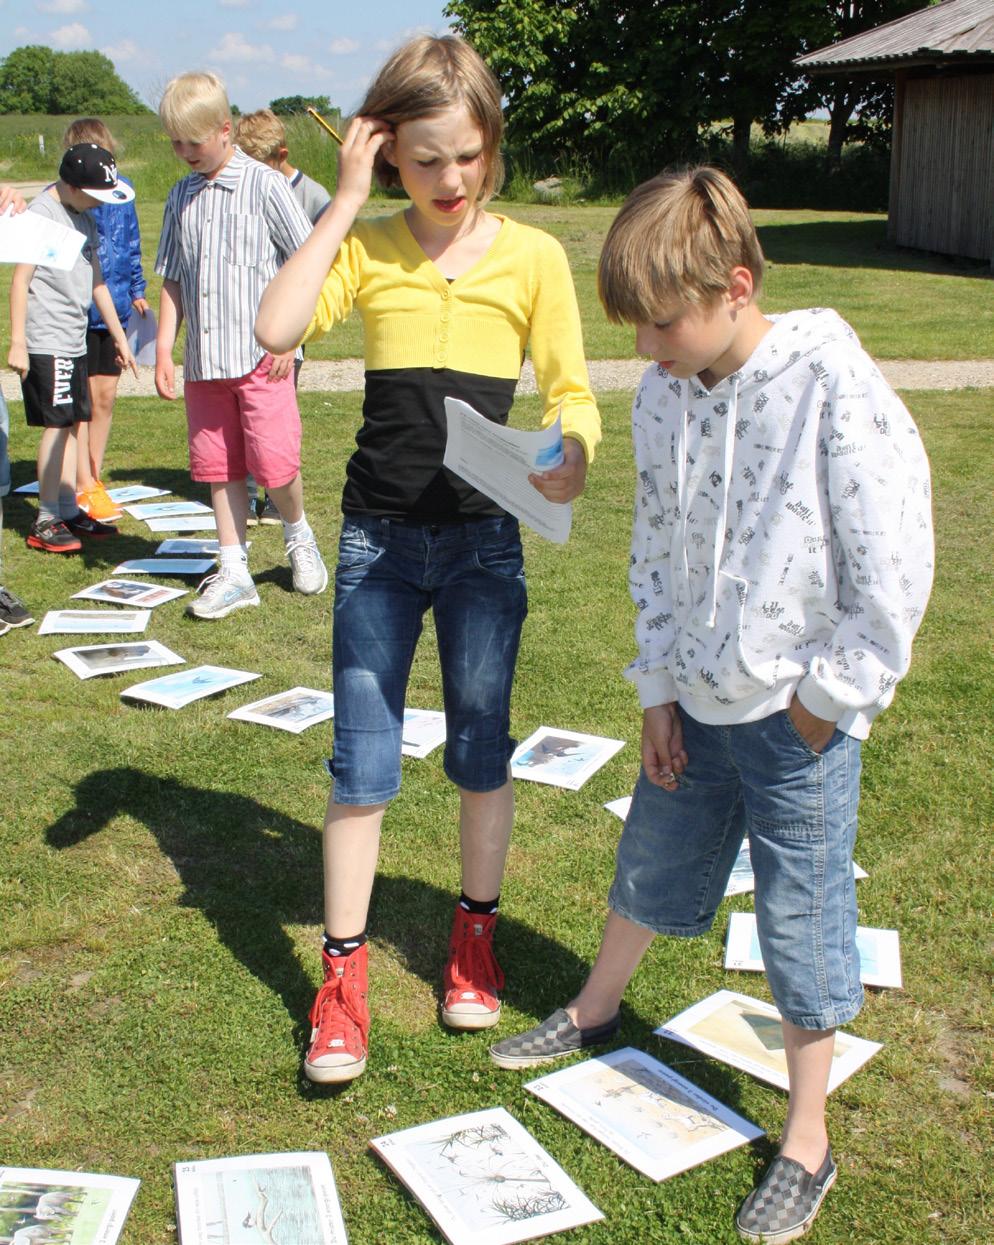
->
xmin=306 ymin=107 xmax=344 ymax=145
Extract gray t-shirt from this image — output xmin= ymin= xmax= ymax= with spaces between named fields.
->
xmin=24 ymin=189 xmax=100 ymax=357
xmin=290 ymin=169 xmax=331 ymax=225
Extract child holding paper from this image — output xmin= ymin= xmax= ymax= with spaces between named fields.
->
xmin=62 ymin=118 xmax=148 ymax=524
xmin=489 ymin=167 xmax=934 ymax=1243
xmin=256 ymin=35 xmax=599 ymax=1084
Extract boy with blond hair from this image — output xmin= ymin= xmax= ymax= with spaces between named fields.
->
xmin=490 ymin=167 xmax=934 ymax=1243
xmin=155 ymin=72 xmax=327 ymax=619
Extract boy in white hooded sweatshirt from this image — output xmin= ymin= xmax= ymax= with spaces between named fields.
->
xmin=489 ymin=167 xmax=934 ymax=1244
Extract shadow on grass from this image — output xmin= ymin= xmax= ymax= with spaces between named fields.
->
xmin=44 ymin=767 xmax=757 ymax=1117
xmin=757 ymin=218 xmax=993 ymax=280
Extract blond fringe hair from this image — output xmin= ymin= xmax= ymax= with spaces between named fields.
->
xmin=159 ymin=72 xmax=231 ymax=141
xmin=358 ymin=34 xmax=504 ymax=203
xmin=598 ymin=166 xmax=764 ymax=323
xmin=234 ymin=109 xmax=286 ymax=164
xmin=63 ymin=117 xmax=116 ymax=153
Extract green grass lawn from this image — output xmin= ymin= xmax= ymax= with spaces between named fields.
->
xmin=0 ymin=190 xmax=990 ymax=365
xmin=0 ymin=386 xmax=991 ymax=1243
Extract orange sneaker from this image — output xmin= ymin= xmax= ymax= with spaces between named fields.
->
xmin=304 ymin=944 xmax=369 ymax=1083
xmin=77 ymin=481 xmax=123 ymax=522
xmin=442 ymin=905 xmax=504 ymax=1030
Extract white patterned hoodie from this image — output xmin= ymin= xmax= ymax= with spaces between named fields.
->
xmin=626 ymin=307 xmax=933 ymax=739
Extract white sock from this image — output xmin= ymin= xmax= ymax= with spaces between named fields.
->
xmin=283 ymin=513 xmax=312 ymax=543
xmin=219 ymin=544 xmax=252 ymax=583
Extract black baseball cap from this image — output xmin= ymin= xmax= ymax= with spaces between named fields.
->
xmin=59 ymin=143 xmax=135 ymax=204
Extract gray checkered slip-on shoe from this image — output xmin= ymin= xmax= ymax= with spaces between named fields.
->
xmin=489 ymin=1007 xmax=620 ymax=1069
xmin=735 ymin=1148 xmax=836 ymax=1244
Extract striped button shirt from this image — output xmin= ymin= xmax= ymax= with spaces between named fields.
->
xmin=155 ymin=147 xmax=311 ymax=381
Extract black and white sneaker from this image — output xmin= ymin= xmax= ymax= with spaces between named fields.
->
xmin=736 ymin=1149 xmax=837 ymax=1244
xmin=0 ymin=586 xmax=34 ymax=634
xmin=489 ymin=1007 xmax=620 ymax=1069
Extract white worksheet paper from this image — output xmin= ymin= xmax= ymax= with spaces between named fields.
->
xmin=442 ymin=397 xmax=572 ymax=544
xmin=0 ymin=205 xmax=85 ymax=269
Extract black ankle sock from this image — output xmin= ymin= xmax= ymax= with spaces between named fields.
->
xmin=458 ymin=893 xmax=499 ymax=916
xmin=323 ymin=930 xmax=366 ymax=958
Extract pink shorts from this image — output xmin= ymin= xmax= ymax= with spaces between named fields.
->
xmin=184 ymin=355 xmax=302 ymax=487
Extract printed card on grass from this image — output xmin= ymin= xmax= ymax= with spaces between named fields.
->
xmin=228 ymin=688 xmax=335 ymax=734
xmin=724 ymin=911 xmax=902 ymax=989
xmin=72 ymin=579 xmax=188 ymax=608
xmin=603 ymin=795 xmax=632 ymax=820
xmin=144 ymin=514 xmax=218 ymax=533
xmin=0 ymin=1164 xmax=139 ymax=1245
xmin=156 ymin=538 xmax=222 ymax=556
xmin=655 ymin=989 xmax=881 ymax=1093
xmin=173 ymin=1152 xmax=347 ymax=1245
xmin=510 ymin=727 xmax=625 ymax=791
xmin=53 ymin=640 xmax=185 ymax=680
xmin=401 ymin=707 xmax=447 ymax=757
xmin=38 ymin=609 xmax=150 ymax=635
xmin=370 ymin=1106 xmax=602 ymax=1245
xmin=122 ymin=665 xmax=261 ymax=709
xmin=124 ymin=500 xmax=213 ymax=520
xmin=105 ymin=484 xmax=171 ymax=503
xmin=526 ymin=1047 xmax=763 ymax=1181
xmin=113 ymin=558 xmax=215 ymax=577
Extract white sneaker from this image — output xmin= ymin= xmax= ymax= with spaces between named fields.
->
xmin=186 ymin=569 xmax=260 ymax=619
xmin=286 ymin=533 xmax=328 ymax=595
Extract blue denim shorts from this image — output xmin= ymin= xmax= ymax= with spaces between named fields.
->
xmin=329 ymin=513 xmax=527 ymax=804
xmin=609 ymin=708 xmax=864 ymax=1030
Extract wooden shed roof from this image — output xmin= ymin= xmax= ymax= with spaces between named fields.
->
xmin=796 ymin=0 xmax=994 ymax=72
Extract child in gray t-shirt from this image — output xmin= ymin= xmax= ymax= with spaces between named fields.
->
xmin=7 ymin=145 xmax=137 ymax=554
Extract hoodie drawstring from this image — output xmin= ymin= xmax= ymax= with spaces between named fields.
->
xmin=706 ymin=375 xmax=739 ymax=629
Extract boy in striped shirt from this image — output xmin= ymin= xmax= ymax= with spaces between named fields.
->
xmin=154 ymin=71 xmax=327 ymax=619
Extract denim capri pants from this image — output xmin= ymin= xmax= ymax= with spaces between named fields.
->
xmin=609 ymin=707 xmax=864 ymax=1031
xmin=328 ymin=513 xmax=527 ymax=804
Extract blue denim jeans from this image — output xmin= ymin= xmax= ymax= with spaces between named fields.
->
xmin=329 ymin=514 xmax=527 ymax=804
xmin=609 ymin=707 xmax=864 ymax=1030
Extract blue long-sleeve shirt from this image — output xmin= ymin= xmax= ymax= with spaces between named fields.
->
xmin=88 ymin=174 xmax=146 ymax=331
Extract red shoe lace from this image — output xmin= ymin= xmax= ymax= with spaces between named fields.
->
xmin=309 ymin=966 xmax=366 ymax=1052
xmin=446 ymin=917 xmax=505 ymax=999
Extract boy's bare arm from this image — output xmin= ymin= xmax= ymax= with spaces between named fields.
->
xmin=91 ymin=280 xmax=138 ymax=377
xmin=255 ymin=115 xmax=390 ymax=353
xmin=155 ymin=278 xmax=183 ymax=400
xmin=642 ymin=703 xmax=687 ymax=790
xmin=7 ymin=262 xmax=35 ymax=378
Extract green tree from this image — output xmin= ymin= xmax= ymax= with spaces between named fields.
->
xmin=0 ymin=45 xmax=56 ymax=113
xmin=445 ymin=0 xmax=709 ymax=182
xmin=270 ymin=94 xmax=332 ymax=116
xmin=51 ymin=51 xmax=147 ymax=115
xmin=0 ymin=44 xmax=147 ymax=115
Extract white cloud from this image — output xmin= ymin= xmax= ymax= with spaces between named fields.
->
xmin=102 ymin=38 xmax=139 ymax=63
xmin=219 ymin=0 xmax=249 ymax=7
xmin=37 ymin=0 xmax=87 ymax=13
xmin=210 ymin=32 xmax=269 ymax=63
xmin=50 ymin=21 xmax=91 ymax=48
xmin=265 ymin=13 xmax=298 ymax=31
xmin=329 ymin=37 xmax=359 ymax=55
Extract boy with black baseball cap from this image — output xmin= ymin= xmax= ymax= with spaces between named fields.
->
xmin=7 ymin=143 xmax=137 ymax=553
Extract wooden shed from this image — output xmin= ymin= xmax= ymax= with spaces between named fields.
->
xmin=796 ymin=0 xmax=994 ymax=267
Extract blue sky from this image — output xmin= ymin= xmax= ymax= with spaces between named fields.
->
xmin=2 ymin=0 xmax=453 ymax=112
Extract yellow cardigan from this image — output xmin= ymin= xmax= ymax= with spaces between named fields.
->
xmin=305 ymin=212 xmax=601 ymax=461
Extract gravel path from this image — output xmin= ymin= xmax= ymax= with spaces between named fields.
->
xmin=3 ymin=356 xmax=992 ymax=402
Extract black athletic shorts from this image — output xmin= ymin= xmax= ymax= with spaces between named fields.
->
xmin=86 ymin=328 xmax=123 ymax=378
xmin=21 ymin=353 xmax=91 ymax=428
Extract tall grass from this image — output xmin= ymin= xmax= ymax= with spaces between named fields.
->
xmin=0 ymin=112 xmax=344 ymax=201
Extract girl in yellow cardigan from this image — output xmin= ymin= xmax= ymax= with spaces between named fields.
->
xmin=256 ymin=34 xmax=599 ymax=1084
